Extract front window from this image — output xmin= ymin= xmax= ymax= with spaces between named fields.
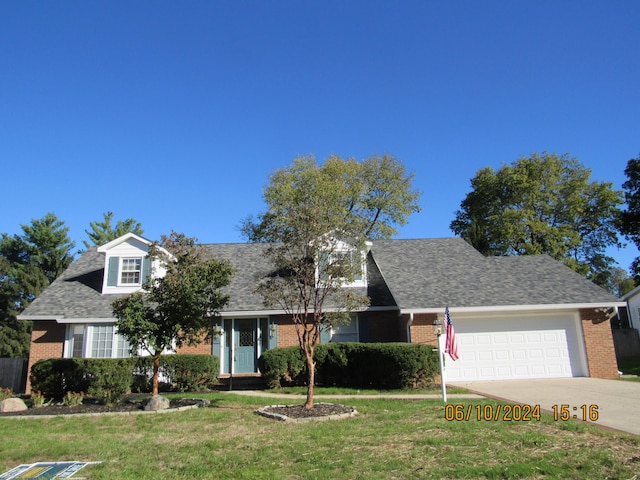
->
xmin=331 ymin=316 xmax=359 ymax=342
xmin=67 ymin=324 xmax=132 ymax=358
xmin=120 ymin=258 xmax=142 ymax=285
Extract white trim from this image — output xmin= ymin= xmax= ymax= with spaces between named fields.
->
xmin=220 ymin=305 xmax=397 ymax=318
xmin=97 ymin=233 xmax=152 ymax=252
xmin=61 ymin=317 xmax=117 ymax=324
xmin=17 ymin=315 xmax=59 ymax=321
xmin=401 ymin=302 xmax=625 ymax=315
xmin=622 ymin=284 xmax=640 ymax=301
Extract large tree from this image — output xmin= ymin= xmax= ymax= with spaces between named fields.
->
xmin=112 ymin=232 xmax=233 ymax=395
xmin=83 ymin=211 xmax=144 ymax=250
xmin=450 ymin=153 xmax=623 ymax=286
xmin=242 ymin=154 xmax=421 ymax=408
xmin=0 ymin=213 xmax=75 ymax=358
xmin=618 ymin=154 xmax=640 ymax=282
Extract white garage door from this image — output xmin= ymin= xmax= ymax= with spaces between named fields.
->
xmin=445 ymin=313 xmax=587 ymax=381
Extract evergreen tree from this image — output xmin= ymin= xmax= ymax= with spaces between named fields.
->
xmin=83 ymin=211 xmax=144 ymax=249
xmin=0 ymin=213 xmax=75 ymax=358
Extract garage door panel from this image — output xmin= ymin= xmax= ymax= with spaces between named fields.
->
xmin=445 ymin=314 xmax=585 ymax=381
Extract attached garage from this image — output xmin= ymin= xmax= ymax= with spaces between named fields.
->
xmin=444 ymin=312 xmax=589 ymax=381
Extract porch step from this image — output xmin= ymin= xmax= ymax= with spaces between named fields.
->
xmin=217 ymin=374 xmax=266 ymax=390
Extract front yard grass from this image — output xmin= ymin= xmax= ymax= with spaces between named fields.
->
xmin=1 ymin=392 xmax=639 ymax=479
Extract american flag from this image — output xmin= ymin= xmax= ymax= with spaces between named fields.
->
xmin=444 ymin=307 xmax=459 ymax=361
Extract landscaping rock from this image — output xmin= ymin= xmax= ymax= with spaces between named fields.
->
xmin=0 ymin=397 xmax=28 ymax=412
xmin=144 ymin=395 xmax=170 ymax=411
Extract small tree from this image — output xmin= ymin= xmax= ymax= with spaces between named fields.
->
xmin=112 ymin=232 xmax=233 ymax=395
xmin=243 ymin=154 xmax=421 ymax=408
xmin=83 ymin=212 xmax=144 ymax=250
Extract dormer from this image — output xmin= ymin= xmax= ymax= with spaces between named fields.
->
xmin=317 ymin=237 xmax=371 ymax=288
xmin=97 ymin=233 xmax=163 ymax=295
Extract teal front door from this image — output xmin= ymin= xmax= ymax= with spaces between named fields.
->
xmin=234 ymin=319 xmax=257 ymax=373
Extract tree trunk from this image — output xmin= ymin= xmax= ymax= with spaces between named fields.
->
xmin=152 ymin=352 xmax=161 ymax=396
xmin=304 ymin=345 xmax=315 ymax=409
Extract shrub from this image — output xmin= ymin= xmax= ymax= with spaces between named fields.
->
xmin=30 ymin=359 xmax=88 ymax=400
xmin=63 ymin=391 xmax=84 ymax=406
xmin=30 ymin=391 xmax=46 ymax=408
xmin=83 ymin=358 xmax=135 ymax=404
xmin=257 ymin=346 xmax=306 ymax=388
xmin=30 ymin=355 xmax=220 ymax=400
xmin=258 ymin=343 xmax=439 ymax=389
xmin=0 ymin=387 xmax=13 ymax=400
xmin=162 ymin=355 xmax=220 ymax=392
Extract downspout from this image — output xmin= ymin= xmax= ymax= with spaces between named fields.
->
xmin=406 ymin=312 xmax=413 ymax=343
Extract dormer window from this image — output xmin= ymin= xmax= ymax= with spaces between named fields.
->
xmin=316 ymin=239 xmax=368 ymax=287
xmin=120 ymin=257 xmax=142 ymax=285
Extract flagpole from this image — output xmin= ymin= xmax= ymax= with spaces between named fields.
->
xmin=438 ymin=329 xmax=447 ymax=403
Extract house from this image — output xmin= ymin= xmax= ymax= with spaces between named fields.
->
xmin=612 ymin=286 xmax=640 ymax=361
xmin=19 ymin=233 xmax=623 ymax=390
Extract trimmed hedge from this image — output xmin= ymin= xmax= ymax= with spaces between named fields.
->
xmin=131 ymin=355 xmax=220 ymax=393
xmin=30 ymin=354 xmax=220 ymax=401
xmin=258 ymin=343 xmax=439 ymax=389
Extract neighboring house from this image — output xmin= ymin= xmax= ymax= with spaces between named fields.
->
xmin=621 ymin=285 xmax=640 ymax=333
xmin=613 ymin=287 xmax=640 ymax=361
xmin=19 ymin=233 xmax=623 ymax=391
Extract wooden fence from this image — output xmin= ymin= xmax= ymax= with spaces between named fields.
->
xmin=0 ymin=358 xmax=28 ymax=393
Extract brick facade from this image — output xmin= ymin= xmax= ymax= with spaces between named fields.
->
xmin=580 ymin=308 xmax=619 ymax=379
xmin=177 ymin=337 xmax=212 ymax=355
xmin=26 ymin=320 xmax=66 ymax=392
xmin=408 ymin=312 xmax=439 ymax=347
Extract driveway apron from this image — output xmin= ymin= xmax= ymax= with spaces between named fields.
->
xmin=450 ymin=378 xmax=640 ymax=436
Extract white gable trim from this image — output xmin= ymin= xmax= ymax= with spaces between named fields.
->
xmin=97 ymin=232 xmax=152 ymax=252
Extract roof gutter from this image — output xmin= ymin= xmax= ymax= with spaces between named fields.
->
xmin=400 ymin=302 xmax=625 ymax=316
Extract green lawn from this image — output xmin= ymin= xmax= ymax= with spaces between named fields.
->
xmin=2 ymin=392 xmax=639 ymax=479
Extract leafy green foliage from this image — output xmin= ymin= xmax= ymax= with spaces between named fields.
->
xmin=82 ymin=211 xmax=144 ymax=250
xmin=243 ymin=154 xmax=421 ymax=407
xmin=451 ymin=152 xmax=623 ymax=286
xmin=258 ymin=343 xmax=438 ymax=390
xmin=0 ymin=213 xmax=74 ymax=358
xmin=30 ymin=355 xmax=219 ymax=402
xmin=618 ymin=154 xmax=640 ymax=281
xmin=29 ymin=358 xmax=90 ymax=400
xmin=133 ymin=354 xmax=219 ymax=393
xmin=112 ymin=232 xmax=233 ymax=395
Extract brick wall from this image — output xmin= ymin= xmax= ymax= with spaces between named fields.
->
xmin=26 ymin=320 xmax=66 ymax=393
xmin=177 ymin=336 xmax=211 ymax=355
xmin=580 ymin=309 xmax=619 ymax=379
xmin=276 ymin=315 xmax=300 ymax=348
xmin=408 ymin=312 xmax=439 ymax=347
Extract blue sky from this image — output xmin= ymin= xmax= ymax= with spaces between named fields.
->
xmin=1 ymin=1 xmax=639 ymax=270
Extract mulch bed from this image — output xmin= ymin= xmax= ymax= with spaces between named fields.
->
xmin=0 ymin=395 xmax=204 ymax=417
xmin=256 ymin=402 xmax=358 ymax=422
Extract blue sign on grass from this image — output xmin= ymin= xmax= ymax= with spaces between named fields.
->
xmin=0 ymin=461 xmax=100 ymax=479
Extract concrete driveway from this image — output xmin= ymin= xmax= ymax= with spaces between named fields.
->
xmin=451 ymin=378 xmax=640 ymax=436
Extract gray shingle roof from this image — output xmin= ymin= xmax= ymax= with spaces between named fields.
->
xmin=370 ymin=238 xmax=621 ymax=309
xmin=20 ymin=238 xmax=620 ymax=320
